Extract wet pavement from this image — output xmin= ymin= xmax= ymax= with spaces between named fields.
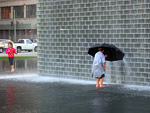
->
xmin=0 ymin=59 xmax=150 ymax=113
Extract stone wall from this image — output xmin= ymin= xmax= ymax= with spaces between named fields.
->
xmin=37 ymin=0 xmax=150 ymax=86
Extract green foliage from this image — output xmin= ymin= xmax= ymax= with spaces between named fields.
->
xmin=0 ymin=56 xmax=37 ymax=61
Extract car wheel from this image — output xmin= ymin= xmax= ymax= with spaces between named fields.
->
xmin=28 ymin=50 xmax=32 ymax=52
xmin=34 ymin=47 xmax=38 ymax=52
xmin=0 ymin=48 xmax=4 ymax=53
xmin=17 ymin=47 xmax=21 ymax=53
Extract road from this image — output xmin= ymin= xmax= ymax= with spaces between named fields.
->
xmin=0 ymin=51 xmax=37 ymax=57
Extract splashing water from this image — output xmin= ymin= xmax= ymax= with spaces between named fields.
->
xmin=0 ymin=74 xmax=96 ymax=85
xmin=0 ymin=74 xmax=150 ymax=92
xmin=0 ymin=74 xmax=37 ymax=80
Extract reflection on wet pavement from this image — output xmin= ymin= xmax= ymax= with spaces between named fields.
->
xmin=5 ymin=85 xmax=16 ymax=112
xmin=0 ymin=59 xmax=150 ymax=113
xmin=0 ymin=80 xmax=150 ymax=113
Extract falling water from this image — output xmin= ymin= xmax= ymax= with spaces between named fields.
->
xmin=104 ymin=55 xmax=131 ymax=85
xmin=105 ymin=61 xmax=112 ymax=83
xmin=123 ymin=57 xmax=131 ymax=77
xmin=0 ymin=58 xmax=149 ymax=91
xmin=122 ymin=56 xmax=132 ymax=85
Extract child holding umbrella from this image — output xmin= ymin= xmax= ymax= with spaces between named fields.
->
xmin=88 ymin=43 xmax=125 ymax=88
xmin=91 ymin=48 xmax=106 ymax=88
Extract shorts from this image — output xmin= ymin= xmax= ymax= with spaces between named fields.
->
xmin=95 ymin=74 xmax=105 ymax=79
xmin=9 ymin=57 xmax=14 ymax=66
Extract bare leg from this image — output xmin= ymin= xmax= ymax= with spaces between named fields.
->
xmin=11 ymin=65 xmax=14 ymax=72
xmin=11 ymin=65 xmax=13 ymax=72
xmin=96 ymin=78 xmax=100 ymax=88
xmin=100 ymin=78 xmax=104 ymax=87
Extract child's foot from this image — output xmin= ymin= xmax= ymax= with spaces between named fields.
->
xmin=96 ymin=85 xmax=99 ymax=88
xmin=11 ymin=69 xmax=14 ymax=72
xmin=99 ymin=85 xmax=105 ymax=88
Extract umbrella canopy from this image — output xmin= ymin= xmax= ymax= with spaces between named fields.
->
xmin=88 ymin=43 xmax=125 ymax=61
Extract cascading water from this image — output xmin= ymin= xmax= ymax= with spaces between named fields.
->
xmin=122 ymin=56 xmax=132 ymax=84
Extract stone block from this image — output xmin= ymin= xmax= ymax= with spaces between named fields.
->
xmin=37 ymin=0 xmax=150 ymax=86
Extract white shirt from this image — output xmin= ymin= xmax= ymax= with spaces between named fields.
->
xmin=93 ymin=52 xmax=106 ymax=65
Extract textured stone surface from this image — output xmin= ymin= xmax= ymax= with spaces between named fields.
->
xmin=37 ymin=0 xmax=150 ymax=86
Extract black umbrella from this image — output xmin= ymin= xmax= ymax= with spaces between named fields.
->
xmin=88 ymin=43 xmax=125 ymax=61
